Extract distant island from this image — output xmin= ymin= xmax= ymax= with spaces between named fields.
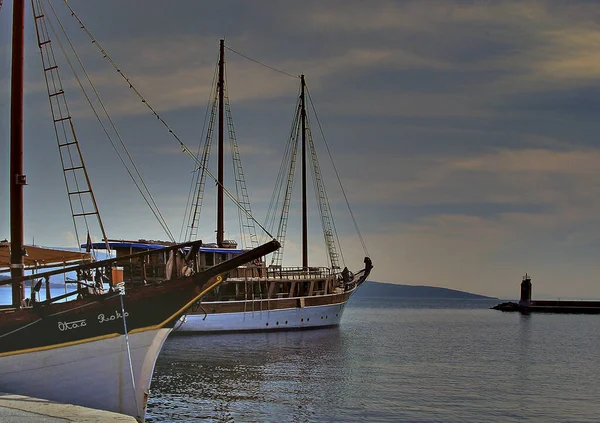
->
xmin=354 ymin=281 xmax=496 ymax=300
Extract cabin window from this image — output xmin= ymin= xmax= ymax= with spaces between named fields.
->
xmin=205 ymin=253 xmax=214 ymax=267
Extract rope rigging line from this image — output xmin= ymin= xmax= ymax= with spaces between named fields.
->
xmin=305 ymin=110 xmax=345 ymax=269
xmin=224 ymin=44 xmax=299 ymax=79
xmin=311 ymin=131 xmax=347 ymax=269
xmin=34 ymin=0 xmax=107 ymax=250
xmin=184 ymin=94 xmax=217 ymax=243
xmin=262 ymin=97 xmax=301 ymax=244
xmin=223 ymin=61 xmax=260 ymax=250
xmin=117 ymin=283 xmax=140 ymax=418
xmin=179 ymin=52 xmax=220 ymax=242
xmin=45 ymin=0 xmax=176 ymax=242
xmin=262 ymin=84 xmax=303 ymax=243
xmin=60 ymin=0 xmax=275 ymax=241
xmin=306 ymin=86 xmax=370 ymax=258
xmin=268 ymin=102 xmax=302 ymax=267
xmin=34 ymin=1 xmax=85 ymax=233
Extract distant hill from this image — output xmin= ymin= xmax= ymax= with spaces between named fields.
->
xmin=354 ymin=281 xmax=496 ymax=300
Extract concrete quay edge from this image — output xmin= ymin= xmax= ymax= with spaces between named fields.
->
xmin=0 ymin=392 xmax=137 ymax=422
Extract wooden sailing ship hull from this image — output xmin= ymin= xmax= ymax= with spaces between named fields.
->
xmin=0 ymin=274 xmax=217 ymax=420
xmin=0 ymin=239 xmax=280 ymax=421
xmin=5 ymin=0 xmax=280 ymax=418
xmin=0 ymin=326 xmax=171 ymax=419
xmin=176 ymin=271 xmax=368 ymax=333
xmin=0 ymin=276 xmax=215 ymax=354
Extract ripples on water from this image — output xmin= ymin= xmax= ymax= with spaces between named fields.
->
xmin=146 ymin=298 xmax=600 ymax=422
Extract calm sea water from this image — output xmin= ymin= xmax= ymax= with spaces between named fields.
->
xmin=146 ymin=297 xmax=600 ymax=423
xmin=3 ymin=287 xmax=600 ymax=422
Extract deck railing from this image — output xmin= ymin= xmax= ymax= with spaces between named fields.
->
xmin=264 ymin=266 xmax=332 ymax=280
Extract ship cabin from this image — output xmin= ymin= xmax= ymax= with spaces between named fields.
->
xmin=87 ymin=239 xmax=339 ymax=302
xmin=87 ymin=239 xmax=264 ymax=285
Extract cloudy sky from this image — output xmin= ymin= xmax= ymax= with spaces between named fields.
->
xmin=2 ymin=0 xmax=600 ymax=299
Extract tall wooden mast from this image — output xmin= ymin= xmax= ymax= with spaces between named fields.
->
xmin=217 ymin=39 xmax=225 ymax=247
xmin=10 ymin=0 xmax=25 ymax=308
xmin=300 ymin=75 xmax=308 ymax=269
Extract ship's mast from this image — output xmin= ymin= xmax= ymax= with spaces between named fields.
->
xmin=300 ymin=75 xmax=308 ymax=269
xmin=10 ymin=0 xmax=25 ymax=308
xmin=217 ymin=39 xmax=225 ymax=247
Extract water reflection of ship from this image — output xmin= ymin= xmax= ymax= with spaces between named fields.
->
xmin=148 ymin=329 xmax=347 ymax=421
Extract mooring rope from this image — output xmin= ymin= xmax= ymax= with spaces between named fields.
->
xmin=116 ymin=282 xmax=140 ymax=417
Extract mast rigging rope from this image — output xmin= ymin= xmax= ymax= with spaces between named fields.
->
xmin=43 ymin=0 xmax=175 ymax=243
xmin=60 ymin=0 xmax=275 ymax=241
xmin=306 ymin=86 xmax=370 ymax=258
xmin=224 ymin=45 xmax=298 ymax=79
xmin=179 ymin=51 xmax=220 ymax=242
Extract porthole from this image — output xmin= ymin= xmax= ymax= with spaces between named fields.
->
xmin=301 ymin=318 xmax=304 ymax=322
xmin=285 ymin=320 xmax=288 ymax=324
xmin=266 ymin=322 xmax=269 ymax=326
xmin=307 ymin=318 xmax=310 ymax=321
xmin=276 ymin=321 xmax=279 ymax=325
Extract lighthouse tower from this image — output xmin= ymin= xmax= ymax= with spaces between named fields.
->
xmin=519 ymin=273 xmax=532 ymax=306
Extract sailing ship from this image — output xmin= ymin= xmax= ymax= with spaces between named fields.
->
xmin=0 ymin=3 xmax=278 ymax=422
xmin=90 ymin=41 xmax=373 ymax=333
xmin=174 ymin=40 xmax=372 ymax=332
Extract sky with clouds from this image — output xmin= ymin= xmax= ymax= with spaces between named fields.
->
xmin=1 ymin=0 xmax=600 ymax=299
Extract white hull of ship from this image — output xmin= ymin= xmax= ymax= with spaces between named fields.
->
xmin=176 ymin=298 xmax=349 ymax=333
xmin=0 ymin=327 xmax=171 ymax=422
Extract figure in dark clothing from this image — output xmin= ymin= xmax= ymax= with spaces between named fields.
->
xmin=341 ymin=266 xmax=351 ymax=283
xmin=364 ymin=256 xmax=373 ymax=272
